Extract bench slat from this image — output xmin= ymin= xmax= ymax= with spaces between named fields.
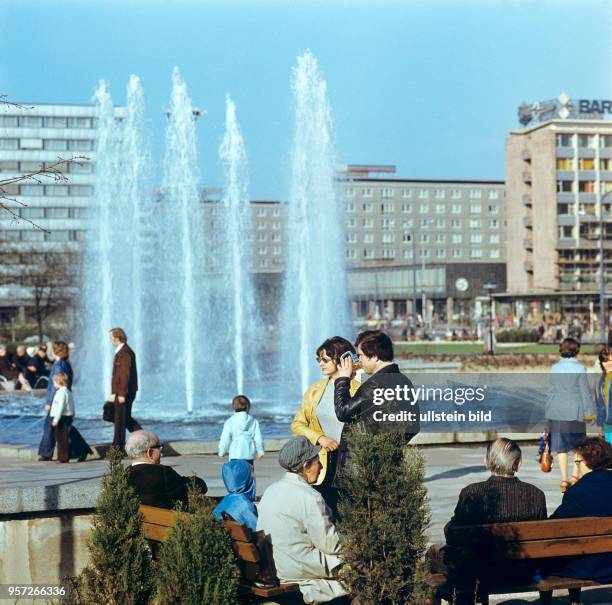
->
xmin=447 ymin=516 xmax=612 ymax=542
xmin=232 ymin=541 xmax=260 ymax=563
xmin=224 ymin=520 xmax=253 ymax=542
xmin=139 ymin=504 xmax=178 ymax=526
xmin=142 ymin=522 xmax=170 ymax=542
xmin=239 ymin=583 xmax=300 ymax=597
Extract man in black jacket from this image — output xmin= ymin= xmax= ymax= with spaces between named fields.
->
xmin=333 ymin=330 xmax=420 ymax=488
xmin=126 ymin=430 xmax=208 ymax=509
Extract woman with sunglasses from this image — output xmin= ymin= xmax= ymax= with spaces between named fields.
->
xmin=291 ymin=336 xmax=360 ymax=518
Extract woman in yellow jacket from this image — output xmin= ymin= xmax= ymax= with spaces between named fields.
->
xmin=291 ymin=336 xmax=360 ymax=518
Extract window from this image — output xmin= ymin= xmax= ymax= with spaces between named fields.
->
xmin=45 ymin=185 xmax=69 ymax=196
xmin=402 ymin=203 xmax=412 ymax=213
xmin=272 ymin=233 xmax=281 ymax=242
xmin=489 ymin=219 xmax=499 ymax=228
xmin=435 ymin=218 xmax=446 ymax=228
xmin=363 ymin=187 xmax=373 ymax=197
xmin=68 ymin=161 xmax=93 ymax=174
xmin=469 ymin=234 xmax=482 ymax=244
xmin=401 ymin=188 xmax=412 ymax=198
xmin=381 ymin=187 xmax=394 ymax=199
xmin=346 ymin=249 xmax=356 ymax=259
xmin=346 ymin=218 xmax=356 ymax=228
xmin=346 ymin=202 xmax=355 ymax=212
xmin=364 ymin=233 xmax=374 ymax=243
xmin=0 ymin=139 xmax=18 ymax=150
xmin=382 ymin=249 xmax=395 ymax=259
xmin=363 ymin=249 xmax=374 ymax=259
xmin=451 ymin=234 xmax=462 ymax=244
xmin=20 ymin=184 xmax=44 ymax=196
xmin=256 ymin=208 xmax=267 ymax=216
xmin=488 ymin=190 xmax=499 ymax=199
xmin=435 ymin=249 xmax=446 ymax=258
xmin=451 ymin=219 xmax=462 ymax=228
xmin=435 ymin=189 xmax=445 ymax=199
xmin=557 ymin=180 xmax=575 ymax=192
xmin=273 ymin=246 xmax=281 ymax=255
xmin=382 ymin=202 xmax=394 ymax=213
xmin=469 ymin=204 xmax=482 ymax=214
xmin=45 ymin=231 xmax=70 ymax=242
xmin=272 ymin=208 xmax=280 ymax=217
xmin=488 ymin=205 xmax=498 ymax=214
xmin=2 ymin=183 xmax=18 ymax=195
xmin=402 ymin=232 xmax=412 ymax=242
xmin=419 ymin=249 xmax=429 ymax=258
xmin=578 ymin=134 xmax=596 ymax=149
xmin=434 ymin=234 xmax=445 ymax=243
xmin=419 ymin=203 xmax=429 ymax=213
xmin=45 ymin=207 xmax=69 ymax=219
xmin=420 ymin=233 xmax=429 ymax=243
xmin=44 ymin=139 xmax=68 ymax=151
xmin=19 ymin=116 xmax=43 ymax=127
xmin=601 ymin=135 xmax=612 ymax=149
xmin=363 ymin=218 xmax=374 ymax=228
xmin=21 ymin=230 xmax=45 ymax=242
xmin=68 ymin=139 xmax=93 ymax=151
xmin=490 ymin=234 xmax=500 ymax=244
xmin=20 ymin=207 xmax=44 ymax=219
xmin=451 ymin=203 xmax=461 ymax=214
xmin=256 ymin=220 xmax=265 ymax=230
xmin=346 ymin=187 xmax=355 ymax=198
xmin=420 ymin=219 xmax=432 ymax=228
xmin=0 ymin=230 xmax=20 ymax=241
xmin=382 ymin=233 xmax=395 ymax=243
xmin=0 ymin=116 xmax=18 ymax=127
xmin=601 ymin=159 xmax=612 ymax=171
xmin=43 ymin=117 xmax=67 ymax=128
xmin=436 ymin=204 xmax=445 ymax=214
xmin=271 ymin=221 xmax=280 ymax=230
xmin=469 ymin=190 xmax=482 ymax=199
xmin=381 ymin=218 xmax=395 ymax=229
xmin=578 ymin=181 xmax=596 ymax=193
xmin=0 ymin=161 xmax=18 ymax=173
xmin=68 ymin=117 xmax=92 ymax=129
xmin=470 ymin=249 xmax=483 ymax=259
xmin=258 ymin=259 xmax=267 ymax=268
xmin=556 ymin=134 xmax=574 ymax=147
xmin=346 ymin=233 xmax=357 ymax=243
xmin=363 ymin=202 xmax=373 ymax=212
xmin=557 ymin=158 xmax=574 ymax=170
xmin=469 ymin=218 xmax=481 ymax=229
xmin=402 ymin=219 xmax=413 ymax=228
xmin=257 ymin=233 xmax=267 ymax=242
xmin=579 ymin=158 xmax=595 ymax=170
xmin=402 ymin=249 xmax=413 ymax=259
xmin=418 ymin=189 xmax=429 ymax=199
xmin=258 ymin=246 xmax=267 ymax=255
xmin=490 ymin=249 xmax=500 ymax=259
xmin=451 ymin=189 xmax=461 ymax=199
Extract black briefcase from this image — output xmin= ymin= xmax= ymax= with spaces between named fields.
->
xmin=102 ymin=400 xmax=115 ymax=423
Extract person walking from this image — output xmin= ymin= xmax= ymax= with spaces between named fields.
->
xmin=595 ymin=345 xmax=612 ymax=445
xmin=218 ymin=395 xmax=265 ymax=465
xmin=547 ymin=337 xmax=597 ymax=492
xmin=109 ymin=327 xmax=142 ymax=453
xmin=49 ymin=372 xmax=75 ymax=463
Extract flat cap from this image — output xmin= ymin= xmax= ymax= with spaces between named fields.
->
xmin=278 ymin=436 xmax=321 ymax=471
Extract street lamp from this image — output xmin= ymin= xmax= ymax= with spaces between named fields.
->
xmin=483 ymin=282 xmax=497 ymax=355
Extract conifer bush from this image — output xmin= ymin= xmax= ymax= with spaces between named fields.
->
xmin=66 ymin=446 xmax=154 ymax=605
xmin=337 ymin=427 xmax=431 ymax=605
xmin=155 ymin=487 xmax=239 ymax=605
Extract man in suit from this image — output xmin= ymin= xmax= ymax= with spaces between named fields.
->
xmin=126 ymin=430 xmax=207 ymax=508
xmin=110 ymin=327 xmax=142 ymax=452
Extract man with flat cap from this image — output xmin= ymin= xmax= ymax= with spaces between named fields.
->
xmin=257 ymin=436 xmax=351 ymax=604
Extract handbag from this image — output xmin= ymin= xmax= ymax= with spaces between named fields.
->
xmin=102 ymin=400 xmax=115 ymax=423
xmin=538 ymin=428 xmax=553 ymax=473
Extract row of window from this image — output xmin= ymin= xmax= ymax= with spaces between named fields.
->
xmin=0 ymin=229 xmax=81 ymax=242
xmin=255 ymin=233 xmax=282 ymax=242
xmin=556 ymin=180 xmax=612 ymax=193
xmin=346 ymin=233 xmax=500 ymax=244
xmin=557 ymin=203 xmax=612 ymax=215
xmin=557 ymin=158 xmax=612 ymax=171
xmin=2 ymin=184 xmax=94 ymax=197
xmin=346 ymin=248 xmax=500 ymax=259
xmin=255 ymin=247 xmax=282 ymax=255
xmin=0 ymin=116 xmax=95 ymax=129
xmin=347 ymin=202 xmax=499 ymax=215
xmin=346 ymin=187 xmax=501 ymax=200
xmin=0 ymin=138 xmax=94 ymax=151
xmin=556 ymin=134 xmax=612 ymax=149
xmin=0 ymin=160 xmax=93 ymax=174
xmin=255 ymin=220 xmax=281 ymax=230
xmin=18 ymin=207 xmax=87 ymax=219
xmin=347 ymin=218 xmax=500 ymax=229
xmin=254 ymin=207 xmax=282 ymax=217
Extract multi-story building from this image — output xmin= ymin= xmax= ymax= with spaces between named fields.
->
xmin=0 ymin=103 xmax=124 ymax=322
xmin=337 ymin=165 xmax=507 ymax=323
xmin=505 ymin=96 xmax=612 ymax=320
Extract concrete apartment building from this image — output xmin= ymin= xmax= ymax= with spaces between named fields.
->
xmin=337 ymin=166 xmax=506 ymax=323
xmin=505 ymin=95 xmax=612 ymax=319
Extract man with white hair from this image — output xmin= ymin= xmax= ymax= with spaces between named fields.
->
xmin=126 ymin=430 xmax=207 ymax=509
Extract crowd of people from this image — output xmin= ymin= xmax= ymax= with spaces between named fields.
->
xmin=0 ymin=343 xmax=52 ymax=390
xmin=3 ymin=327 xmax=612 ymax=604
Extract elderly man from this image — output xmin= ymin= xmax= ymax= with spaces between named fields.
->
xmin=126 ymin=430 xmax=207 ymax=509
xmin=257 ymin=436 xmax=350 ymax=605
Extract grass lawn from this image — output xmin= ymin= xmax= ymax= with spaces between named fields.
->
xmin=396 ymin=342 xmax=599 ymax=355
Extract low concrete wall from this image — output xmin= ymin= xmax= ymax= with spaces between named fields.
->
xmin=0 ymin=513 xmax=92 ymax=584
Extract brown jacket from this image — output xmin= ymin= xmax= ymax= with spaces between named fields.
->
xmin=111 ymin=344 xmax=138 ymax=397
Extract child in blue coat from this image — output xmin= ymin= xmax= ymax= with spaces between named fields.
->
xmin=214 ymin=459 xmax=258 ymax=531
xmin=218 ymin=395 xmax=265 ymax=463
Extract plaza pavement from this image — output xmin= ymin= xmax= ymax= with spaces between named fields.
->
xmin=0 ymin=444 xmax=609 ymax=604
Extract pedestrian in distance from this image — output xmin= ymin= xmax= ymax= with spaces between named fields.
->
xmin=218 ymin=395 xmax=265 ymax=465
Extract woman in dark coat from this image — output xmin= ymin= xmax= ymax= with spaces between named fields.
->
xmin=37 ymin=341 xmax=92 ymax=462
xmin=549 ymin=436 xmax=612 ymax=582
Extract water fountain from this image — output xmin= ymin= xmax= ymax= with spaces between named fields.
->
xmin=280 ymin=51 xmax=351 ymax=396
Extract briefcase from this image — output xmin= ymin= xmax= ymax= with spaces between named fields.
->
xmin=102 ymin=400 xmax=115 ymax=423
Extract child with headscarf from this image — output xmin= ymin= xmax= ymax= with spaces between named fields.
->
xmin=214 ymin=459 xmax=258 ymax=531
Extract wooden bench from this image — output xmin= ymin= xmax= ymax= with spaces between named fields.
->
xmin=139 ymin=504 xmax=301 ymax=603
xmin=431 ymin=516 xmax=612 ymax=604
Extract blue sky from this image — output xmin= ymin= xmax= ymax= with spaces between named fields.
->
xmin=1 ymin=0 xmax=611 ymax=199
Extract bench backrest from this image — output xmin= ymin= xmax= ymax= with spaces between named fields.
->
xmin=139 ymin=504 xmax=278 ymax=586
xmin=445 ymin=516 xmax=612 ymax=560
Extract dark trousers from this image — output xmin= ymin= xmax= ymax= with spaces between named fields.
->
xmin=39 ymin=413 xmax=92 ymax=459
xmin=113 ymin=392 xmax=142 ymax=451
xmin=314 ymin=449 xmax=340 ymax=520
xmin=53 ymin=416 xmax=73 ymax=462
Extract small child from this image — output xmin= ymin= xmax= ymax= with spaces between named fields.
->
xmin=218 ymin=395 xmax=265 ymax=464
xmin=49 ymin=372 xmax=75 ymax=463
